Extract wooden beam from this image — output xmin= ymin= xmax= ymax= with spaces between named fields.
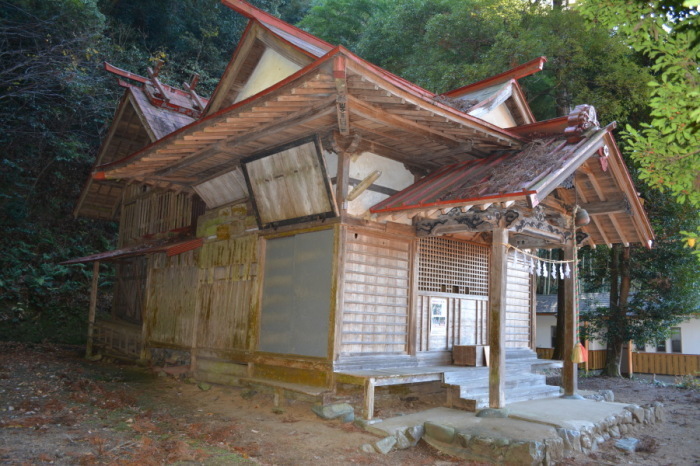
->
xmin=562 ymin=237 xmax=578 ymax=396
xmin=347 ymin=96 xmax=462 ymax=148
xmin=86 ymin=261 xmax=100 ymax=358
xmin=336 ymin=151 xmax=350 ymax=212
xmin=334 ymin=56 xmax=350 ymax=136
xmin=489 ymin=228 xmax=508 ymax=409
xmin=580 ymin=198 xmax=629 ymax=215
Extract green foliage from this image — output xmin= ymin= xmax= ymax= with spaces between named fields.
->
xmin=578 ymin=0 xmax=700 ymax=256
xmin=300 ymin=0 xmax=651 ymax=125
xmin=580 ymin=190 xmax=700 ymax=349
xmin=298 ymin=0 xmax=388 ymax=47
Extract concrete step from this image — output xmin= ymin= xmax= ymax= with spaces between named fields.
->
xmin=471 ymin=385 xmax=562 ymax=408
xmin=445 ymin=348 xmax=561 ymax=410
xmin=454 ymin=375 xmax=548 ymax=396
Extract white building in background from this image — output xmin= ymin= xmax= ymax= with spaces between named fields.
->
xmin=536 ymin=293 xmax=700 ymax=355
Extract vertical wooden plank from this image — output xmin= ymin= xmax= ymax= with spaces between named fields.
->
xmin=85 ymin=261 xmax=100 ymax=358
xmin=335 ymin=152 xmax=349 ymax=214
xmin=628 ymin=341 xmax=634 ymax=377
xmin=330 ymin=224 xmax=346 ymax=366
xmin=530 ymin=273 xmax=537 ymax=350
xmin=489 ymin=228 xmax=508 ymax=409
xmin=363 ymin=378 xmax=376 ymax=420
xmin=408 ymin=238 xmax=419 ymax=356
xmin=563 ymin=238 xmax=578 ymax=396
xmin=247 ymin=235 xmax=266 ymax=353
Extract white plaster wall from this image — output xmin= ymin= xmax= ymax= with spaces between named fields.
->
xmin=641 ymin=317 xmax=700 ymax=354
xmin=535 ymin=314 xmax=607 ymax=350
xmin=345 ymin=152 xmax=414 ymax=220
xmin=476 ymin=103 xmax=517 ymax=129
xmin=536 ymin=314 xmax=556 ymax=348
xmin=234 ymin=49 xmax=301 ymax=103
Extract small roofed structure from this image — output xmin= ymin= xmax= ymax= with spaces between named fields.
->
xmin=66 ymin=0 xmax=653 ymax=419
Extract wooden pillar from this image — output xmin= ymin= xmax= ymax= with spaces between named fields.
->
xmin=489 ymin=228 xmax=508 ymax=408
xmin=86 ymin=261 xmax=100 ymax=358
xmin=628 ymin=341 xmax=634 ymax=377
xmin=562 ymin=239 xmax=578 ymax=396
xmin=336 ymin=151 xmax=350 ymax=214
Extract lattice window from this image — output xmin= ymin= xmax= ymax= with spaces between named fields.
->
xmin=418 ymin=237 xmax=489 ymax=296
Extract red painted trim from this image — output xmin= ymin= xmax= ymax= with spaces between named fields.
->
xmin=442 ymin=56 xmax=547 ymax=98
xmin=104 ymin=62 xmax=148 ymax=84
xmin=221 ymin=0 xmax=333 ymax=52
xmin=96 ymin=48 xmax=341 ymax=172
xmin=93 ymin=171 xmax=106 ymax=180
xmin=370 ymin=190 xmax=537 ymax=214
xmin=203 ymin=20 xmax=255 ymax=116
xmin=339 ymin=48 xmax=523 ymax=141
xmin=97 ymin=46 xmax=523 ymax=175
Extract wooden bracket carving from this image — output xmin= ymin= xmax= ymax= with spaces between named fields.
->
xmin=416 ymin=207 xmax=519 ymax=237
xmin=564 ymin=104 xmax=599 ymax=143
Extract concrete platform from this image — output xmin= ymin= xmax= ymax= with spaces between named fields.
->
xmin=363 ymin=396 xmax=664 ymax=465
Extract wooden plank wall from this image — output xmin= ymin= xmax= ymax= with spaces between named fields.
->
xmin=339 ymin=228 xmax=411 ymax=355
xmin=112 ymin=257 xmax=147 ymax=324
xmin=119 ymin=184 xmax=195 ymax=246
xmin=196 ymin=235 xmax=258 ymax=352
xmin=505 ymin=253 xmax=532 ymax=348
xmin=145 ymin=250 xmax=200 ymax=347
xmin=416 ymin=293 xmax=488 ymax=352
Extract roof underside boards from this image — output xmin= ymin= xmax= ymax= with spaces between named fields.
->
xmin=94 ymin=49 xmax=524 ymax=188
xmin=370 ymin=125 xmax=654 ymax=247
xmin=74 ymin=88 xmax=196 ymax=219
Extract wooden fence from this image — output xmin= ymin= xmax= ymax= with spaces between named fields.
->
xmin=633 ymin=352 xmax=700 ymax=376
xmin=535 ymin=347 xmax=607 ymax=370
xmin=537 ymin=347 xmax=700 ymax=376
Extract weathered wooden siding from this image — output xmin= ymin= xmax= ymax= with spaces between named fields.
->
xmin=112 ymin=256 xmax=147 ymax=324
xmin=505 ymin=253 xmax=532 ymax=348
xmin=416 ymin=293 xmax=488 ymax=352
xmin=339 ymin=228 xmax=412 ymax=355
xmin=119 ymin=184 xmax=201 ymax=247
xmin=196 ymin=235 xmax=258 ymax=351
xmin=145 ymin=250 xmax=199 ymax=347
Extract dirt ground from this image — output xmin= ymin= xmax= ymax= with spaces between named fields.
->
xmin=1 ymin=342 xmax=698 ymax=465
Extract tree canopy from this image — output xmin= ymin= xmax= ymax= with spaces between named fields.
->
xmin=578 ymin=0 xmax=700 ymax=256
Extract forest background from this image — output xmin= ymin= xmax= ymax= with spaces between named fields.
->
xmin=0 ymin=0 xmax=697 ymax=361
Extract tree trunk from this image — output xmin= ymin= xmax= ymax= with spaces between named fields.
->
xmin=552 ymin=249 xmax=566 ymax=360
xmin=604 ymin=245 xmax=623 ymax=377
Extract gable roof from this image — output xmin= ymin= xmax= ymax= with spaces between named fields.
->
xmin=370 ymin=106 xmax=654 ymax=248
xmin=74 ymin=66 xmax=201 ymax=219
xmin=93 ymin=46 xmax=524 ymax=187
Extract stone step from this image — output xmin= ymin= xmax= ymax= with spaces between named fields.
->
xmin=470 ymin=385 xmax=562 ymax=408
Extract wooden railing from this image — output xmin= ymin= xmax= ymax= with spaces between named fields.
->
xmin=536 ymin=347 xmax=700 ymax=376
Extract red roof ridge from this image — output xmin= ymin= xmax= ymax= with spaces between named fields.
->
xmin=442 ymin=56 xmax=547 ymax=98
xmin=104 ymin=62 xmax=209 ymax=119
xmin=221 ymin=0 xmax=334 ymax=53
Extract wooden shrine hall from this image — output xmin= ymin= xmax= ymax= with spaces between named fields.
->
xmin=65 ymin=0 xmax=654 ymax=419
